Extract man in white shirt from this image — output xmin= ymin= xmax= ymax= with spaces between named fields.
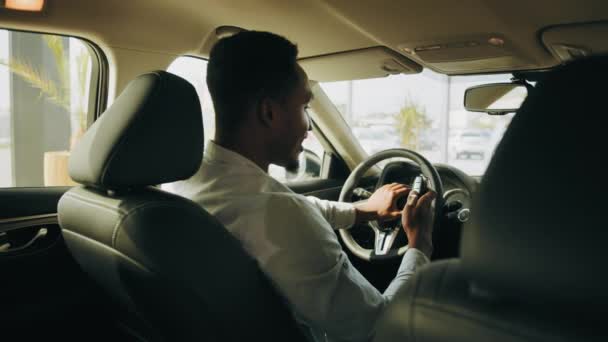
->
xmin=172 ymin=31 xmax=436 ymax=342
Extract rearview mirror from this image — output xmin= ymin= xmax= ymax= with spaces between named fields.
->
xmin=464 ymin=83 xmax=528 ymax=115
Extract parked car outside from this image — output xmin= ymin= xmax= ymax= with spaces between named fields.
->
xmin=450 ymin=130 xmax=491 ymax=160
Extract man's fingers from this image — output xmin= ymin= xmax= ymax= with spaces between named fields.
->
xmin=402 ymin=194 xmax=416 ymax=226
xmin=409 ymin=188 xmax=421 ymax=204
xmin=416 ymin=191 xmax=437 ymax=211
xmin=388 ymin=210 xmax=402 ymax=219
xmin=403 ymin=190 xmax=419 ymax=214
xmin=387 ymin=183 xmax=404 ymax=191
xmin=393 ymin=187 xmax=410 ymax=197
xmin=394 ymin=184 xmax=409 ymax=190
xmin=376 ymin=184 xmax=391 ymax=192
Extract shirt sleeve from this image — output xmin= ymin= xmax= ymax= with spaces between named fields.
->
xmin=304 ymin=196 xmax=356 ymax=230
xmin=262 ymin=195 xmax=429 ymax=342
xmin=383 ymin=248 xmax=430 ymax=300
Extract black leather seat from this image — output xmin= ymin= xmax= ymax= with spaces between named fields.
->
xmin=58 ymin=71 xmax=307 ymax=341
xmin=375 ymin=57 xmax=608 ymax=341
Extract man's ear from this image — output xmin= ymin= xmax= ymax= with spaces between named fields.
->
xmin=258 ymin=97 xmax=275 ymax=128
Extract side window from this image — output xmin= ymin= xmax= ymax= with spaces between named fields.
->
xmin=167 ymin=56 xmax=324 ymax=182
xmin=0 ymin=29 xmax=100 ymax=187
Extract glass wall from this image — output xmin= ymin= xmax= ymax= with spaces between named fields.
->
xmin=0 ymin=29 xmax=97 ymax=187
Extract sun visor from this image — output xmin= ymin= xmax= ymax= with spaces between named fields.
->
xmin=542 ymin=22 xmax=608 ymax=62
xmin=299 ymin=46 xmax=422 ymax=82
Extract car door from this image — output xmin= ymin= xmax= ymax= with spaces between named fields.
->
xmin=0 ymin=188 xmax=129 ymax=338
xmin=0 ymin=29 xmax=135 ymax=339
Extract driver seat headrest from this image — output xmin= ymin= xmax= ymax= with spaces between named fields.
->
xmin=68 ymin=71 xmax=204 ymax=190
xmin=462 ymin=56 xmax=608 ymax=307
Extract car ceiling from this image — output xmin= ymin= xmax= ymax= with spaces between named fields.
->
xmin=1 ymin=0 xmax=608 ymax=76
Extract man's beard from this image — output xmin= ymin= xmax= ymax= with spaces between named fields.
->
xmin=284 ymin=157 xmax=301 ymax=174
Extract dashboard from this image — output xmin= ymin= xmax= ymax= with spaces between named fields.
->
xmin=349 ymin=160 xmax=477 ymax=256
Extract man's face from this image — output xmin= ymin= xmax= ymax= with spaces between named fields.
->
xmin=269 ymin=64 xmax=312 ymax=171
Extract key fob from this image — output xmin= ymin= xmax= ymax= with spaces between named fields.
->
xmin=412 ymin=175 xmax=428 ymax=196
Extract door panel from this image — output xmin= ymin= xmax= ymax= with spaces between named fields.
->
xmin=1 ymin=188 xmax=132 ymax=340
xmin=0 ymin=216 xmax=61 ymax=255
xmin=1 ymin=187 xmax=70 ymax=219
xmin=287 ymin=178 xmax=344 ymax=199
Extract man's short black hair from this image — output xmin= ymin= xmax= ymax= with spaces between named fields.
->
xmin=206 ymin=31 xmax=299 ymax=130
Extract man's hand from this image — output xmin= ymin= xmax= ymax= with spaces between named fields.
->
xmin=354 ymin=183 xmax=409 ymax=223
xmin=402 ymin=189 xmax=436 ymax=258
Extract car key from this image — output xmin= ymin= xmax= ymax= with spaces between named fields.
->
xmin=412 ymin=174 xmax=428 ymax=196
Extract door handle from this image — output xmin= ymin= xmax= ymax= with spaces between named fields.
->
xmin=0 ymin=227 xmax=48 ymax=253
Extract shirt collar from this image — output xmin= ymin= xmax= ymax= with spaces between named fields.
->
xmin=204 ymin=140 xmax=268 ymax=176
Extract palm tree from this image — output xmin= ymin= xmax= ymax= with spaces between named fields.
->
xmin=395 ymin=98 xmax=432 ymax=150
xmin=0 ymin=35 xmax=91 ymax=148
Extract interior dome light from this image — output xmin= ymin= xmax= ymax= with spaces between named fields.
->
xmin=4 ymin=0 xmax=45 ymax=12
xmin=488 ymin=37 xmax=505 ymax=46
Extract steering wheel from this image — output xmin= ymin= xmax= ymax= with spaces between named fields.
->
xmin=338 ymin=149 xmax=444 ymax=261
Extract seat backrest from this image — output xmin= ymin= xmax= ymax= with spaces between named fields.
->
xmin=58 ymin=71 xmax=307 ymax=341
xmin=375 ymin=57 xmax=608 ymax=341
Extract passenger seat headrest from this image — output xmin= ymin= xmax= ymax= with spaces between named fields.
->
xmin=69 ymin=71 xmax=203 ymax=190
xmin=462 ymin=57 xmax=608 ymax=306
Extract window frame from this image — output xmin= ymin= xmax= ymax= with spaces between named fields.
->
xmin=0 ymin=27 xmax=109 ymax=188
xmin=1 ymin=27 xmax=109 ymax=127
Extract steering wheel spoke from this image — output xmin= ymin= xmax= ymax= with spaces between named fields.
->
xmin=371 ymin=223 xmax=400 ymax=255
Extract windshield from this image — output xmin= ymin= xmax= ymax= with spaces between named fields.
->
xmin=320 ymin=69 xmax=516 ymax=176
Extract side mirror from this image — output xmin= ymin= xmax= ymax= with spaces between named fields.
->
xmin=286 ymin=148 xmax=321 ymax=181
xmin=464 ymin=83 xmax=528 ymax=115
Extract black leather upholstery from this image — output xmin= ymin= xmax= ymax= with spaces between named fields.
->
xmin=58 ymin=71 xmax=307 ymax=341
xmin=462 ymin=57 xmax=608 ymax=306
xmin=375 ymin=57 xmax=608 ymax=341
xmin=376 ymin=260 xmax=602 ymax=341
xmin=69 ymin=71 xmax=204 ymax=189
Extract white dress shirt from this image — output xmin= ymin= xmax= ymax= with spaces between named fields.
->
xmin=168 ymin=140 xmax=429 ymax=342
